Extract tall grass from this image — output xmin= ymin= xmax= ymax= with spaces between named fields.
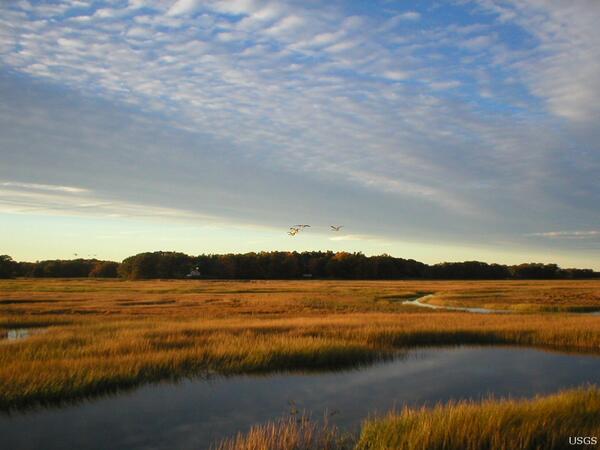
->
xmin=212 ymin=414 xmax=353 ymax=450
xmin=425 ymin=282 xmax=600 ymax=312
xmin=357 ymin=387 xmax=600 ymax=450
xmin=212 ymin=388 xmax=600 ymax=450
xmin=2 ymin=279 xmax=600 ymax=409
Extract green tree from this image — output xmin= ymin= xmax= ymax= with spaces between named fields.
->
xmin=89 ymin=261 xmax=119 ymax=278
xmin=0 ymin=255 xmax=18 ymax=278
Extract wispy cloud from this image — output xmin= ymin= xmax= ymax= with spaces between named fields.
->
xmin=0 ymin=0 xmax=599 ymax=262
xmin=528 ymin=231 xmax=600 ymax=239
xmin=0 ymin=181 xmax=89 ymax=194
xmin=398 ymin=11 xmax=421 ymax=21
xmin=0 ymin=181 xmax=218 ymax=222
xmin=473 ymin=0 xmax=600 ymax=122
xmin=329 ymin=234 xmax=383 ymax=242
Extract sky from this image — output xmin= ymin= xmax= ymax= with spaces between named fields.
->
xmin=1 ymin=0 xmax=599 ymax=269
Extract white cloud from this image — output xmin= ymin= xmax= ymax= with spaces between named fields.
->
xmin=429 ymin=80 xmax=461 ymax=90
xmin=474 ymin=0 xmax=600 ymax=122
xmin=399 ymin=11 xmax=420 ymax=21
xmin=382 ymin=70 xmax=409 ymax=81
xmin=0 ymin=0 xmax=599 ymax=254
xmin=0 ymin=181 xmax=89 ymax=194
xmin=460 ymin=34 xmax=494 ymax=50
xmin=529 ymin=231 xmax=600 ymax=239
xmin=324 ymin=39 xmax=358 ymax=53
xmin=167 ymin=0 xmax=200 ymax=17
xmin=330 ymin=234 xmax=375 ymax=242
xmin=263 ymin=15 xmax=305 ymax=37
xmin=0 ymin=181 xmax=219 ymax=222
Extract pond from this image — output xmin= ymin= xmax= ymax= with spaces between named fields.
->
xmin=2 ymin=346 xmax=600 ymax=450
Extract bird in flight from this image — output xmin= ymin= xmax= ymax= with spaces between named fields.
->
xmin=288 ymin=226 xmax=300 ymax=236
xmin=330 ymin=225 xmax=343 ymax=231
xmin=295 ymin=224 xmax=311 ymax=229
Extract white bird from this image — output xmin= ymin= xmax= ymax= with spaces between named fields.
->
xmin=330 ymin=225 xmax=343 ymax=231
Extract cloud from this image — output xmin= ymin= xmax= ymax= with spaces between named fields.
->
xmin=0 ymin=180 xmax=219 ymax=222
xmin=528 ymin=231 xmax=600 ymax=239
xmin=460 ymin=34 xmax=494 ymax=50
xmin=0 ymin=181 xmax=89 ymax=194
xmin=167 ymin=0 xmax=200 ymax=16
xmin=473 ymin=0 xmax=600 ymax=122
xmin=330 ymin=234 xmax=382 ymax=242
xmin=429 ymin=80 xmax=461 ymax=90
xmin=398 ymin=11 xmax=420 ymax=21
xmin=0 ymin=0 xmax=599 ymax=259
xmin=382 ymin=70 xmax=409 ymax=81
xmin=263 ymin=15 xmax=305 ymax=37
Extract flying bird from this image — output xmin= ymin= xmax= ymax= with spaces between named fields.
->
xmin=295 ymin=224 xmax=311 ymax=229
xmin=330 ymin=225 xmax=343 ymax=231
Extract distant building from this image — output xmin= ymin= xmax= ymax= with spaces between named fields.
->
xmin=186 ymin=268 xmax=202 ymax=278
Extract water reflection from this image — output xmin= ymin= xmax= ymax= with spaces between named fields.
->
xmin=1 ymin=346 xmax=600 ymax=450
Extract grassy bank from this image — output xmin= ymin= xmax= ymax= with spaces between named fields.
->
xmin=2 ymin=279 xmax=600 ymax=410
xmin=212 ymin=387 xmax=600 ymax=450
xmin=213 ymin=414 xmax=354 ymax=450
xmin=422 ymin=282 xmax=600 ymax=313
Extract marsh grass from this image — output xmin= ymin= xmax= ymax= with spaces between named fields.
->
xmin=2 ymin=279 xmax=600 ymax=410
xmin=425 ymin=282 xmax=600 ymax=313
xmin=213 ymin=387 xmax=600 ymax=450
xmin=212 ymin=414 xmax=355 ymax=450
xmin=357 ymin=386 xmax=600 ymax=450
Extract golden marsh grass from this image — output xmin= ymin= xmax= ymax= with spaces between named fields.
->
xmin=214 ymin=387 xmax=600 ymax=450
xmin=1 ymin=278 xmax=600 ymax=410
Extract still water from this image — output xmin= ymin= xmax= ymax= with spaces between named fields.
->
xmin=2 ymin=346 xmax=600 ymax=450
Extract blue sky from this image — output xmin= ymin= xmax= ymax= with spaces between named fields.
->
xmin=1 ymin=0 xmax=599 ymax=268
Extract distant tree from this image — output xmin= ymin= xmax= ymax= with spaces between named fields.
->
xmin=559 ymin=268 xmax=597 ymax=279
xmin=32 ymin=259 xmax=95 ymax=277
xmin=0 ymin=255 xmax=18 ymax=278
xmin=118 ymin=252 xmax=194 ymax=279
xmin=510 ymin=263 xmax=560 ymax=279
xmin=89 ymin=261 xmax=119 ymax=278
xmin=426 ymin=261 xmax=510 ymax=279
xmin=16 ymin=261 xmax=35 ymax=277
xmin=5 ymin=251 xmax=598 ymax=280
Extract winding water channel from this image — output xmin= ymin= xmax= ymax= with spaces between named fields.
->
xmin=402 ymin=294 xmax=512 ymax=313
xmin=403 ymin=294 xmax=600 ymax=314
xmin=2 ymin=346 xmax=600 ymax=450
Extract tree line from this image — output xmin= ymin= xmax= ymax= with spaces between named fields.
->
xmin=1 ymin=252 xmax=598 ymax=280
xmin=0 ymin=255 xmax=118 ymax=278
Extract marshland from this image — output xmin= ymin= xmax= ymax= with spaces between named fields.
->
xmin=5 ymin=0 xmax=600 ymax=448
xmin=2 ymin=278 xmax=600 ymax=449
